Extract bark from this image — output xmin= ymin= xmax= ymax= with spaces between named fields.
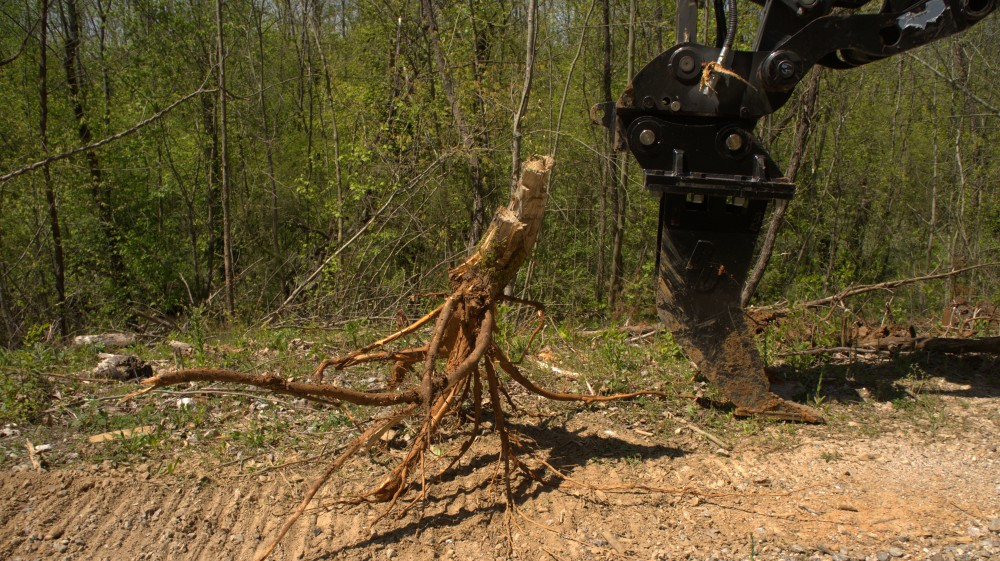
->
xmin=38 ymin=0 xmax=67 ymax=337
xmin=451 ymin=156 xmax=554 ymax=293
xmin=741 ymin=67 xmax=822 ymax=307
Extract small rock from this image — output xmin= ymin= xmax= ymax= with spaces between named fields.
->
xmin=73 ymin=333 xmax=137 ymax=348
xmin=989 ymin=518 xmax=1000 ymax=533
xmin=876 ymin=551 xmax=891 ymax=561
xmin=92 ymin=354 xmax=152 ymax=380
xmin=33 ymin=444 xmax=52 ymax=453
xmin=790 ymin=544 xmax=807 ymax=553
xmin=168 ymin=340 xmax=194 ymax=355
xmin=888 ymin=547 xmax=904 ymax=557
xmin=929 ymin=554 xmax=947 ymax=561
xmin=287 ymin=338 xmax=312 ymax=352
xmin=384 ymin=547 xmax=396 ymax=559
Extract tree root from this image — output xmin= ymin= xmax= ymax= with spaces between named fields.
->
xmin=127 ymin=156 xmax=717 ymax=559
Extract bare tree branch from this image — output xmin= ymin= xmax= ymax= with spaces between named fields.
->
xmin=908 ymin=53 xmax=1000 ymax=117
xmin=0 ymin=16 xmax=38 ymax=67
xmin=0 ymin=86 xmax=216 ymax=184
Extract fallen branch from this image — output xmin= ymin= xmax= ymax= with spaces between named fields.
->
xmin=750 ymin=263 xmax=997 ymax=322
xmin=576 ymin=325 xmax=660 ymax=338
xmin=778 ymin=336 xmax=1000 ymax=357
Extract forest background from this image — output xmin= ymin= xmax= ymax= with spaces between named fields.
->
xmin=0 ymin=0 xmax=997 ymax=347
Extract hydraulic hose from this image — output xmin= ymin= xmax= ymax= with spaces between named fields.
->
xmin=718 ymin=0 xmax=738 ymax=64
xmin=702 ymin=0 xmax=738 ymax=94
xmin=714 ymin=0 xmax=727 ymax=48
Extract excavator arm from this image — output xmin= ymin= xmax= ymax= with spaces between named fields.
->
xmin=597 ymin=0 xmax=994 ymax=422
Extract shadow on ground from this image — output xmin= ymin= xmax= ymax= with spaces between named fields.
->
xmin=769 ymin=353 xmax=999 ymax=404
xmin=308 ymin=418 xmax=688 ymax=559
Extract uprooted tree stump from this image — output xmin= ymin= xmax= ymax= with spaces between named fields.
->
xmin=132 ymin=156 xmax=676 ymax=560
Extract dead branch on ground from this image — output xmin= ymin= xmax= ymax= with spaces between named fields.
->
xmin=748 ymin=263 xmax=997 ymax=324
xmin=777 ymin=335 xmax=1000 ymax=357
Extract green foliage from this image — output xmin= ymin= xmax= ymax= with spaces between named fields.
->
xmin=0 ymin=0 xmax=996 ymax=347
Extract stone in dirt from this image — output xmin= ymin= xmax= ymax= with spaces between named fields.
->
xmin=73 ymin=333 xmax=137 ymax=348
xmin=92 ymin=354 xmax=152 ymax=380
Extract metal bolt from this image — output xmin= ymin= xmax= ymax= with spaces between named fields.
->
xmin=678 ymin=55 xmax=696 ymax=74
xmin=669 ymin=100 xmax=682 ymax=112
xmin=642 ymin=96 xmax=656 ymax=109
xmin=639 ymin=129 xmax=657 ymax=146
xmin=777 ymin=60 xmax=796 ymax=79
xmin=725 ymin=133 xmax=744 ymax=151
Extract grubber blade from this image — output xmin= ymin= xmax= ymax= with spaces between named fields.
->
xmin=656 ymin=194 xmax=824 ymax=423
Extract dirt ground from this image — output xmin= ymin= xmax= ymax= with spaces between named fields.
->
xmin=1 ymin=354 xmax=998 ymax=561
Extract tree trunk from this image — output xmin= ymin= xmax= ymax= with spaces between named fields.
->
xmin=59 ymin=0 xmax=122 ymax=287
xmin=253 ymin=0 xmax=281 ymax=263
xmin=39 ymin=0 xmax=67 ymax=337
xmin=419 ymin=0 xmax=486 ymax=247
xmin=608 ymin=0 xmax=635 ymax=311
xmin=741 ymin=67 xmax=822 ymax=307
xmin=596 ymin=0 xmax=613 ymax=302
xmin=510 ymin=0 xmax=538 ymax=195
xmin=216 ymin=0 xmax=235 ymax=315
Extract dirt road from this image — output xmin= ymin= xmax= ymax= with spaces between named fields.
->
xmin=1 ymin=357 xmax=997 ymax=561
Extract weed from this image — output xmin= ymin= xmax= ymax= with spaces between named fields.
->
xmin=807 ymin=370 xmax=827 ymax=408
xmin=344 ymin=319 xmax=363 ymax=348
xmin=820 ymin=450 xmax=843 ymax=462
xmin=0 ymin=372 xmax=53 ymax=424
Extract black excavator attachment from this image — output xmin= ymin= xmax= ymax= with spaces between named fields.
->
xmin=595 ymin=0 xmax=994 ymax=422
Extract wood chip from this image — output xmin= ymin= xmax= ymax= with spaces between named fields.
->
xmin=600 ymin=529 xmax=626 ymax=555
xmin=88 ymin=426 xmax=155 ymax=443
xmin=25 ymin=439 xmax=44 ymax=472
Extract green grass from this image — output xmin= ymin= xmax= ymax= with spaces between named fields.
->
xmin=0 ymin=314 xmax=984 ymax=476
